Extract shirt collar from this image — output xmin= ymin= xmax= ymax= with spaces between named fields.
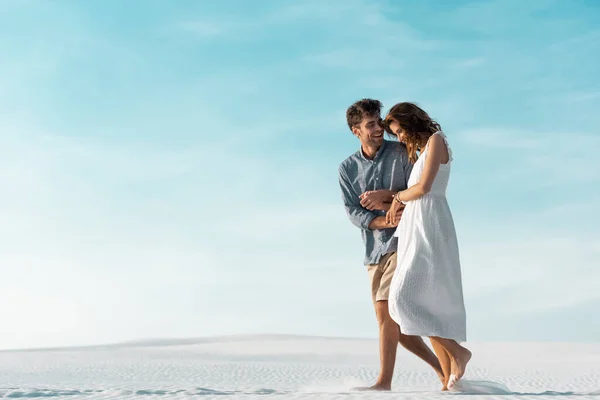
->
xmin=359 ymin=139 xmax=388 ymax=162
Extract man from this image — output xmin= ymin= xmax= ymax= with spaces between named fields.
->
xmin=338 ymin=98 xmax=443 ymax=390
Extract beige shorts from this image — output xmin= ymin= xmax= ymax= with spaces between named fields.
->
xmin=367 ymin=252 xmax=397 ymax=303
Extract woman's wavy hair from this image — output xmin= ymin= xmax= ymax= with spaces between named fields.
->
xmin=383 ymin=102 xmax=441 ymax=163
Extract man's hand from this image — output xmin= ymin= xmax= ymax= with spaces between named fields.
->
xmin=359 ymin=190 xmax=395 ymax=211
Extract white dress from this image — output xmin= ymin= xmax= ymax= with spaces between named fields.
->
xmin=388 ymin=131 xmax=467 ymax=342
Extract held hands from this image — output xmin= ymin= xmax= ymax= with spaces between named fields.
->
xmin=360 ymin=190 xmax=404 ymax=228
xmin=359 ymin=190 xmax=392 ymax=211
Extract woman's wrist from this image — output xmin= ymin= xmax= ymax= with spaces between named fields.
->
xmin=394 ymin=191 xmax=403 ymax=202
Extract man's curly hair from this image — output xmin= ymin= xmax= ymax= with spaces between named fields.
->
xmin=346 ymin=98 xmax=383 ymax=132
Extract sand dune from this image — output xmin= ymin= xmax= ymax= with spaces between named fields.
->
xmin=1 ymin=335 xmax=599 ymax=399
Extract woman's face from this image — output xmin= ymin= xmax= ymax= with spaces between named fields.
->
xmin=388 ymin=120 xmax=407 ymax=143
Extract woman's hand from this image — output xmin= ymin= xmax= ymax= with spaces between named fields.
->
xmin=386 ymin=197 xmax=405 ymax=226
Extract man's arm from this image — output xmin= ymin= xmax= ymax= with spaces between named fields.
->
xmin=359 ymin=190 xmax=396 ymax=211
xmin=368 ymin=215 xmax=398 ymax=229
xmin=338 ymin=166 xmax=396 ymax=230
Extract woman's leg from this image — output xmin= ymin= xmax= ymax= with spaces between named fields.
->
xmin=430 ymin=337 xmax=471 ymax=387
xmin=429 ymin=338 xmax=452 ymax=390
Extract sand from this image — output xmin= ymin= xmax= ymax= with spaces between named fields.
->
xmin=1 ymin=334 xmax=599 ymax=399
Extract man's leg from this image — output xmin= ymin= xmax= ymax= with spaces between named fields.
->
xmin=353 ymin=299 xmax=399 ymax=391
xmin=353 ymin=256 xmax=399 ymax=391
xmin=372 ymin=299 xmax=400 ymax=390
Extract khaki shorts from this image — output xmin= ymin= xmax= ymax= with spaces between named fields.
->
xmin=367 ymin=252 xmax=397 ymax=303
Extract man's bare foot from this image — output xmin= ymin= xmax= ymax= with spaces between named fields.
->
xmin=448 ymin=346 xmax=472 ymax=387
xmin=351 ymin=384 xmax=391 ymax=391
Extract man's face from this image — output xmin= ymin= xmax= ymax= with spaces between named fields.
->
xmin=353 ymin=113 xmax=384 ymax=148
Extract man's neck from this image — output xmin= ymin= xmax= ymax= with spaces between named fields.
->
xmin=361 ymin=143 xmax=382 ymax=160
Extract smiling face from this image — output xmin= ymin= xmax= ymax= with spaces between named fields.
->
xmin=352 ymin=113 xmax=384 ymax=149
xmin=383 ymin=102 xmax=442 ymax=164
xmin=386 ymin=120 xmax=407 ymax=143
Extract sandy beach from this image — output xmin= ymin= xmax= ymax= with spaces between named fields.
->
xmin=1 ymin=335 xmax=599 ymax=399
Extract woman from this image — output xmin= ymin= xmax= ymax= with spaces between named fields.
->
xmin=383 ymin=102 xmax=471 ymax=391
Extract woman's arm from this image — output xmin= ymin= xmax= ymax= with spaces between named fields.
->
xmin=385 ymin=134 xmax=448 ymax=224
xmin=396 ymin=134 xmax=447 ymax=201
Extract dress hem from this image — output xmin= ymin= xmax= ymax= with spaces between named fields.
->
xmin=397 ymin=324 xmax=467 ymax=343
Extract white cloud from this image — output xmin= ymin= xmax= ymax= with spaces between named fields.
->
xmin=448 ymin=126 xmax=600 ymax=318
xmin=462 ymin=232 xmax=600 ymax=312
xmin=455 ymin=127 xmax=600 ymax=187
xmin=177 ymin=0 xmax=441 ymax=55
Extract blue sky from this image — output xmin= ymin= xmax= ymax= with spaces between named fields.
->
xmin=1 ymin=0 xmax=599 ymax=350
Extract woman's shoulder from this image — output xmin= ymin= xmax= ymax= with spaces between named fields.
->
xmin=432 ymin=130 xmax=447 ymax=138
xmin=428 ymin=131 xmax=446 ymax=146
xmin=428 ymin=131 xmax=453 ymax=162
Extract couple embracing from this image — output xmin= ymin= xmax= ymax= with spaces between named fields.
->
xmin=338 ymin=99 xmax=471 ymax=391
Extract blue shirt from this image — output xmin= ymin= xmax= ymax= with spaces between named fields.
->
xmin=338 ymin=140 xmax=413 ymax=265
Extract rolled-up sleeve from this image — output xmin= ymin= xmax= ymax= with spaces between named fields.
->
xmin=338 ymin=165 xmax=377 ymax=230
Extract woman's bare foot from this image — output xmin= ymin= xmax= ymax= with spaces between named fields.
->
xmin=441 ymin=378 xmax=449 ymax=391
xmin=436 ymin=370 xmax=448 ymax=391
xmin=448 ymin=346 xmax=472 ymax=388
